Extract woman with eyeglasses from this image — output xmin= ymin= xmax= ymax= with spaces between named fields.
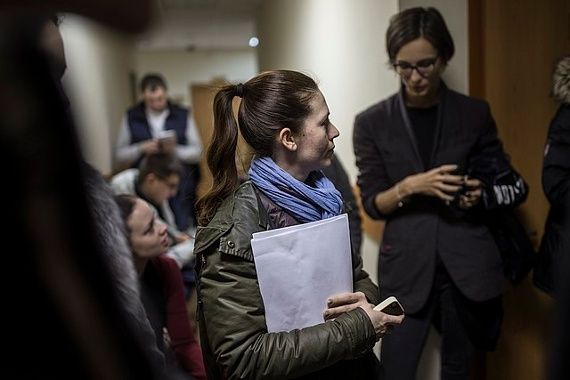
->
xmin=353 ymin=7 xmax=512 ymax=379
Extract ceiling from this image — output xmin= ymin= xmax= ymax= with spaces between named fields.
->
xmin=136 ymin=0 xmax=262 ymax=51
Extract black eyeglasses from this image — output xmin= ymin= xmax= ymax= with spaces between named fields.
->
xmin=393 ymin=57 xmax=438 ymax=78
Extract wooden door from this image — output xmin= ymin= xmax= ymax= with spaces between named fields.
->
xmin=469 ymin=0 xmax=570 ymax=379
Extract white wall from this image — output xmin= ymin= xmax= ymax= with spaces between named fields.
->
xmin=60 ymin=15 xmax=135 ymax=174
xmin=257 ymin=0 xmax=400 ymax=183
xmin=134 ymin=49 xmax=258 ymax=107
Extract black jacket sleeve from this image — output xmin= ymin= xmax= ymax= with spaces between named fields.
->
xmin=353 ymin=110 xmax=392 ymax=220
xmin=543 ymin=105 xmax=570 ymax=206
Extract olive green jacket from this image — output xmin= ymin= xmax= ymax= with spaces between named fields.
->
xmin=194 ymin=182 xmax=381 ymax=379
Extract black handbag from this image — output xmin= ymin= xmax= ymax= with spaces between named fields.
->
xmin=485 ymin=209 xmax=537 ymax=283
xmin=469 ymin=156 xmax=528 ymax=210
xmin=469 ymin=155 xmax=537 ymax=283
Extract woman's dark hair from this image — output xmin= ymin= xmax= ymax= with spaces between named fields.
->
xmin=197 ymin=70 xmax=320 ymax=226
xmin=386 ymin=7 xmax=455 ymax=64
xmin=114 ymin=194 xmax=137 ymax=235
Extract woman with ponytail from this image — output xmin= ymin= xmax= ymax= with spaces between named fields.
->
xmin=194 ymin=70 xmax=404 ymax=379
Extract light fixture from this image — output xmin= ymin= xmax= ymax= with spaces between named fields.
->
xmin=248 ymin=36 xmax=259 ymax=48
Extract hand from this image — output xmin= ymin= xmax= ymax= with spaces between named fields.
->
xmin=458 ymin=178 xmax=482 ymax=209
xmin=159 ymin=137 xmax=177 ymax=154
xmin=139 ymin=139 xmax=160 ymax=155
xmin=175 ymin=232 xmax=191 ymax=244
xmin=403 ymin=164 xmax=464 ymax=202
xmin=323 ymin=291 xmax=369 ymax=320
xmin=359 ymin=302 xmax=405 ymax=339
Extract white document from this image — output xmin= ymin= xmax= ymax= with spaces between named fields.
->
xmin=251 ymin=213 xmax=353 ymax=332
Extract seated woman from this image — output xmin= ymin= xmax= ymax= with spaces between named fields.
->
xmin=194 ymin=70 xmax=404 ymax=379
xmin=115 ymin=194 xmax=206 ymax=380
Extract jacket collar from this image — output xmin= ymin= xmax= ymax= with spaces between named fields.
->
xmin=193 ymin=182 xmax=269 ymax=256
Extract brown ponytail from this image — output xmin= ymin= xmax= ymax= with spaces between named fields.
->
xmin=197 ymin=70 xmax=320 ymax=226
xmin=196 ymin=86 xmax=240 ymax=225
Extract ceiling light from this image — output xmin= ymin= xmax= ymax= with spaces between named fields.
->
xmin=248 ymin=36 xmax=259 ymax=48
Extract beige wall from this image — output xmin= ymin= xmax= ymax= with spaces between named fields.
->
xmin=134 ymin=49 xmax=258 ymax=107
xmin=257 ymin=0 xmax=400 ymax=182
xmin=60 ymin=14 xmax=135 ymax=174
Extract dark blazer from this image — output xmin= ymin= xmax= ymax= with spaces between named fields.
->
xmin=353 ymin=84 xmax=505 ymax=314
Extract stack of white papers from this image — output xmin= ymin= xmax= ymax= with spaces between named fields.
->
xmin=251 ymin=213 xmax=353 ymax=332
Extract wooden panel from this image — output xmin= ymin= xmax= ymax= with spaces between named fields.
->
xmin=353 ymin=185 xmax=385 ymax=244
xmin=469 ymin=0 xmax=570 ymax=378
xmin=190 ymin=83 xmax=218 ymax=199
xmin=481 ymin=0 xmax=569 ymax=246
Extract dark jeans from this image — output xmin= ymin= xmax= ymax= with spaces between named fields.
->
xmin=380 ymin=264 xmax=474 ymax=380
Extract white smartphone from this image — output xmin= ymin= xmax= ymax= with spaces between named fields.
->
xmin=373 ymin=296 xmax=404 ymax=316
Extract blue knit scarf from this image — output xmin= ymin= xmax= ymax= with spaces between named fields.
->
xmin=248 ymin=156 xmax=343 ymax=223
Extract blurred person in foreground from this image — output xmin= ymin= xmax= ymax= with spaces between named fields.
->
xmin=1 ymin=8 xmax=175 ymax=378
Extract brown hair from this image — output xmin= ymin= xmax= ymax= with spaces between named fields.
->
xmin=386 ymin=7 xmax=455 ymax=64
xmin=197 ymin=70 xmax=320 ymax=225
xmin=137 ymin=152 xmax=183 ymax=184
xmin=114 ymin=194 xmax=137 ymax=236
xmin=140 ymin=73 xmax=167 ymax=92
